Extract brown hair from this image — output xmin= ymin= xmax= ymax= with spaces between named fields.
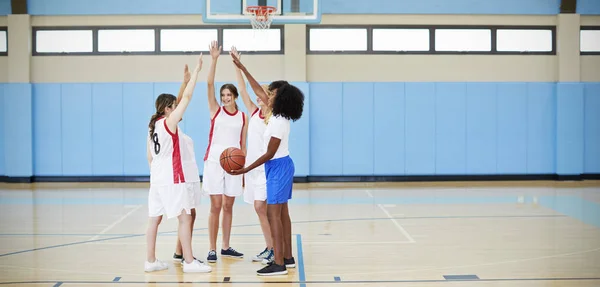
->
xmin=220 ymin=84 xmax=239 ymax=110
xmin=149 ymin=93 xmax=177 ymax=138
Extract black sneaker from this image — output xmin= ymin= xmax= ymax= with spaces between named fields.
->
xmin=173 ymin=253 xmax=183 ymax=262
xmin=221 ymin=247 xmax=243 ymax=258
xmin=284 ymin=257 xmax=296 ymax=268
xmin=257 ymin=263 xmax=288 ymax=276
xmin=207 ymin=250 xmax=217 ymax=263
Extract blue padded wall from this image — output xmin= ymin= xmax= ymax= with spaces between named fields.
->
xmin=497 ymin=83 xmax=528 ymax=174
xmin=435 ymin=83 xmax=466 ymax=175
xmin=33 ymin=84 xmax=62 ymax=175
xmin=526 ymin=83 xmax=556 ymax=174
xmin=405 ymin=83 xmax=436 ymax=175
xmin=309 ymin=83 xmax=343 ymax=176
xmin=556 ymin=83 xmax=584 ymax=175
xmin=342 ymin=83 xmax=374 ymax=175
xmin=466 ymin=83 xmax=497 ymax=174
xmin=4 ymin=84 xmax=33 ymax=177
xmin=584 ymin=83 xmax=600 ymax=173
xmin=23 ymin=81 xmax=600 ymax=178
xmin=289 ymin=82 xmax=310 ymax=176
xmin=373 ymin=83 xmax=405 ymax=175
xmin=0 ymin=84 xmax=4 ymax=176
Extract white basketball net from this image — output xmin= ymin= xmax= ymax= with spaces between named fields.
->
xmin=247 ymin=6 xmax=276 ymax=30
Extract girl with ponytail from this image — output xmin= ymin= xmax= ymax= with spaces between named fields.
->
xmin=145 ymin=53 xmax=211 ymax=274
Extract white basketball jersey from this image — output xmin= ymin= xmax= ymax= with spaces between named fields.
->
xmin=149 ymin=117 xmax=187 ymax=186
xmin=180 ymin=132 xmax=200 ymax=183
xmin=246 ymin=108 xmax=267 ymax=169
xmin=204 ymin=107 xmax=246 ymax=163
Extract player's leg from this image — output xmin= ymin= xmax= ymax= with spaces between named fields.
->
xmin=146 ymin=215 xmax=163 ymax=263
xmin=220 ymin=173 xmax=244 ymax=258
xmin=281 ymin=203 xmax=295 ymax=267
xmin=145 ymin=187 xmax=168 ymax=272
xmin=179 ymin=211 xmax=212 ymax=273
xmin=255 ymin=199 xmax=274 ymax=263
xmin=245 ymin=172 xmax=272 ymax=262
xmin=208 ymin=195 xmax=222 ymax=262
xmin=174 ymin=208 xmax=196 ymax=261
xmin=268 ymin=204 xmax=284 ymax=265
xmin=221 ymin=195 xmax=236 ymax=250
xmin=203 ymin=160 xmax=226 ymax=263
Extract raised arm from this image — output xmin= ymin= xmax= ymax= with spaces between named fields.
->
xmin=207 ymin=40 xmax=221 ymax=119
xmin=167 ymin=53 xmax=203 ymax=132
xmin=231 ymin=47 xmax=257 ymax=114
xmin=230 ymin=52 xmax=269 ymax=105
xmin=241 ymin=113 xmax=249 ymax=156
xmin=176 ymin=64 xmax=191 ymax=105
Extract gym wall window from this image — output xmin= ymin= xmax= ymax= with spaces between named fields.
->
xmin=580 ymin=27 xmax=600 ymax=55
xmin=0 ymin=28 xmax=6 ymax=55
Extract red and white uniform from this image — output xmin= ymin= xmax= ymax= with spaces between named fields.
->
xmin=202 ymin=107 xmax=246 ymax=197
xmin=243 ymin=108 xmax=267 ymax=203
xmin=148 ymin=117 xmax=201 ymax=219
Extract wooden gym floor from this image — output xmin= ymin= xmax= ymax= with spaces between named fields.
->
xmin=0 ymin=180 xmax=599 ymax=286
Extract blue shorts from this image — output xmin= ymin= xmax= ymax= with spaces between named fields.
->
xmin=265 ymin=155 xmax=295 ymax=205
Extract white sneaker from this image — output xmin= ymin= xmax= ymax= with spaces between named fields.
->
xmin=145 ymin=259 xmax=168 ymax=272
xmin=183 ymin=259 xmax=212 ymax=273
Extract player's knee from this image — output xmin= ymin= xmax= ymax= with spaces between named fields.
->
xmin=222 ymin=202 xmax=234 ymax=213
xmin=254 ymin=201 xmax=267 ymax=215
xmin=210 ymin=204 xmax=221 ymax=214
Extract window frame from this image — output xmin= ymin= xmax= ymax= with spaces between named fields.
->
xmin=306 ymin=25 xmax=556 ymax=55
xmin=0 ymin=27 xmax=7 ymax=56
xmin=221 ymin=25 xmax=285 ymax=55
xmin=32 ymin=25 xmax=285 ymax=56
xmin=580 ymin=26 xmax=600 ymax=56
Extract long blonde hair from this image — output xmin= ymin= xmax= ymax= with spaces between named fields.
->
xmin=261 ymin=84 xmax=275 ymax=124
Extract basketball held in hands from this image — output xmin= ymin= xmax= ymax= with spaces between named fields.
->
xmin=220 ymin=147 xmax=246 ymax=173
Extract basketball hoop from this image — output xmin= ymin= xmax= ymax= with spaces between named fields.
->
xmin=246 ymin=6 xmax=277 ymax=30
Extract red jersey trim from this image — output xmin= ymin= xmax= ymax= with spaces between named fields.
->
xmin=163 ymin=120 xmax=185 ymax=184
xmin=240 ymin=112 xmax=246 ymax=147
xmin=203 ymin=107 xmax=221 ymax=161
xmin=223 ymin=106 xmax=238 ymax=116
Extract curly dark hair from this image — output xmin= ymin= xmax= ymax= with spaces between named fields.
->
xmin=271 ymin=83 xmax=304 ymax=121
xmin=268 ymin=80 xmax=289 ymax=92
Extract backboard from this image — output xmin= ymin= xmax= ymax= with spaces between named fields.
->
xmin=203 ymin=0 xmax=321 ymax=24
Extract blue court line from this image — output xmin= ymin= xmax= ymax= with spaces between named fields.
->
xmin=444 ymin=275 xmax=479 ymax=280
xmin=296 ymin=234 xmax=306 ymax=287
xmin=0 ymin=214 xmax=566 ymax=237
xmin=112 ymin=277 xmax=121 ymax=282
xmin=3 ymin=277 xmax=600 ymax=285
xmin=52 ymin=283 xmax=62 ymax=287
xmin=334 ymin=276 xmax=341 ymax=281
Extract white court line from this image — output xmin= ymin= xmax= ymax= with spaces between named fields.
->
xmin=377 ymin=204 xmax=416 ymax=243
xmin=88 ymin=205 xmax=142 ymax=241
xmin=365 ymin=190 xmax=374 ymax=198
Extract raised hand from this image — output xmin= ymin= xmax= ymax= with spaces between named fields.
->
xmin=194 ymin=53 xmax=203 ymax=72
xmin=209 ymin=40 xmax=221 ymax=59
xmin=230 ymin=46 xmax=242 ymax=69
xmin=183 ymin=64 xmax=191 ymax=83
xmin=230 ymin=48 xmax=245 ymax=70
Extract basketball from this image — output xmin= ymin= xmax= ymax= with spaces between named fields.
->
xmin=220 ymin=147 xmax=246 ymax=173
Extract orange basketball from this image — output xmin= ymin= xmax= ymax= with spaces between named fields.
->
xmin=220 ymin=147 xmax=246 ymax=173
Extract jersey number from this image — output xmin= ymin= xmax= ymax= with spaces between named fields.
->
xmin=152 ymin=133 xmax=161 ymax=154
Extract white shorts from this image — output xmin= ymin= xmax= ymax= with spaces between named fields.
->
xmin=202 ymin=160 xmax=243 ymax=197
xmin=243 ymin=168 xmax=267 ymax=204
xmin=148 ymin=181 xmax=202 ymax=219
